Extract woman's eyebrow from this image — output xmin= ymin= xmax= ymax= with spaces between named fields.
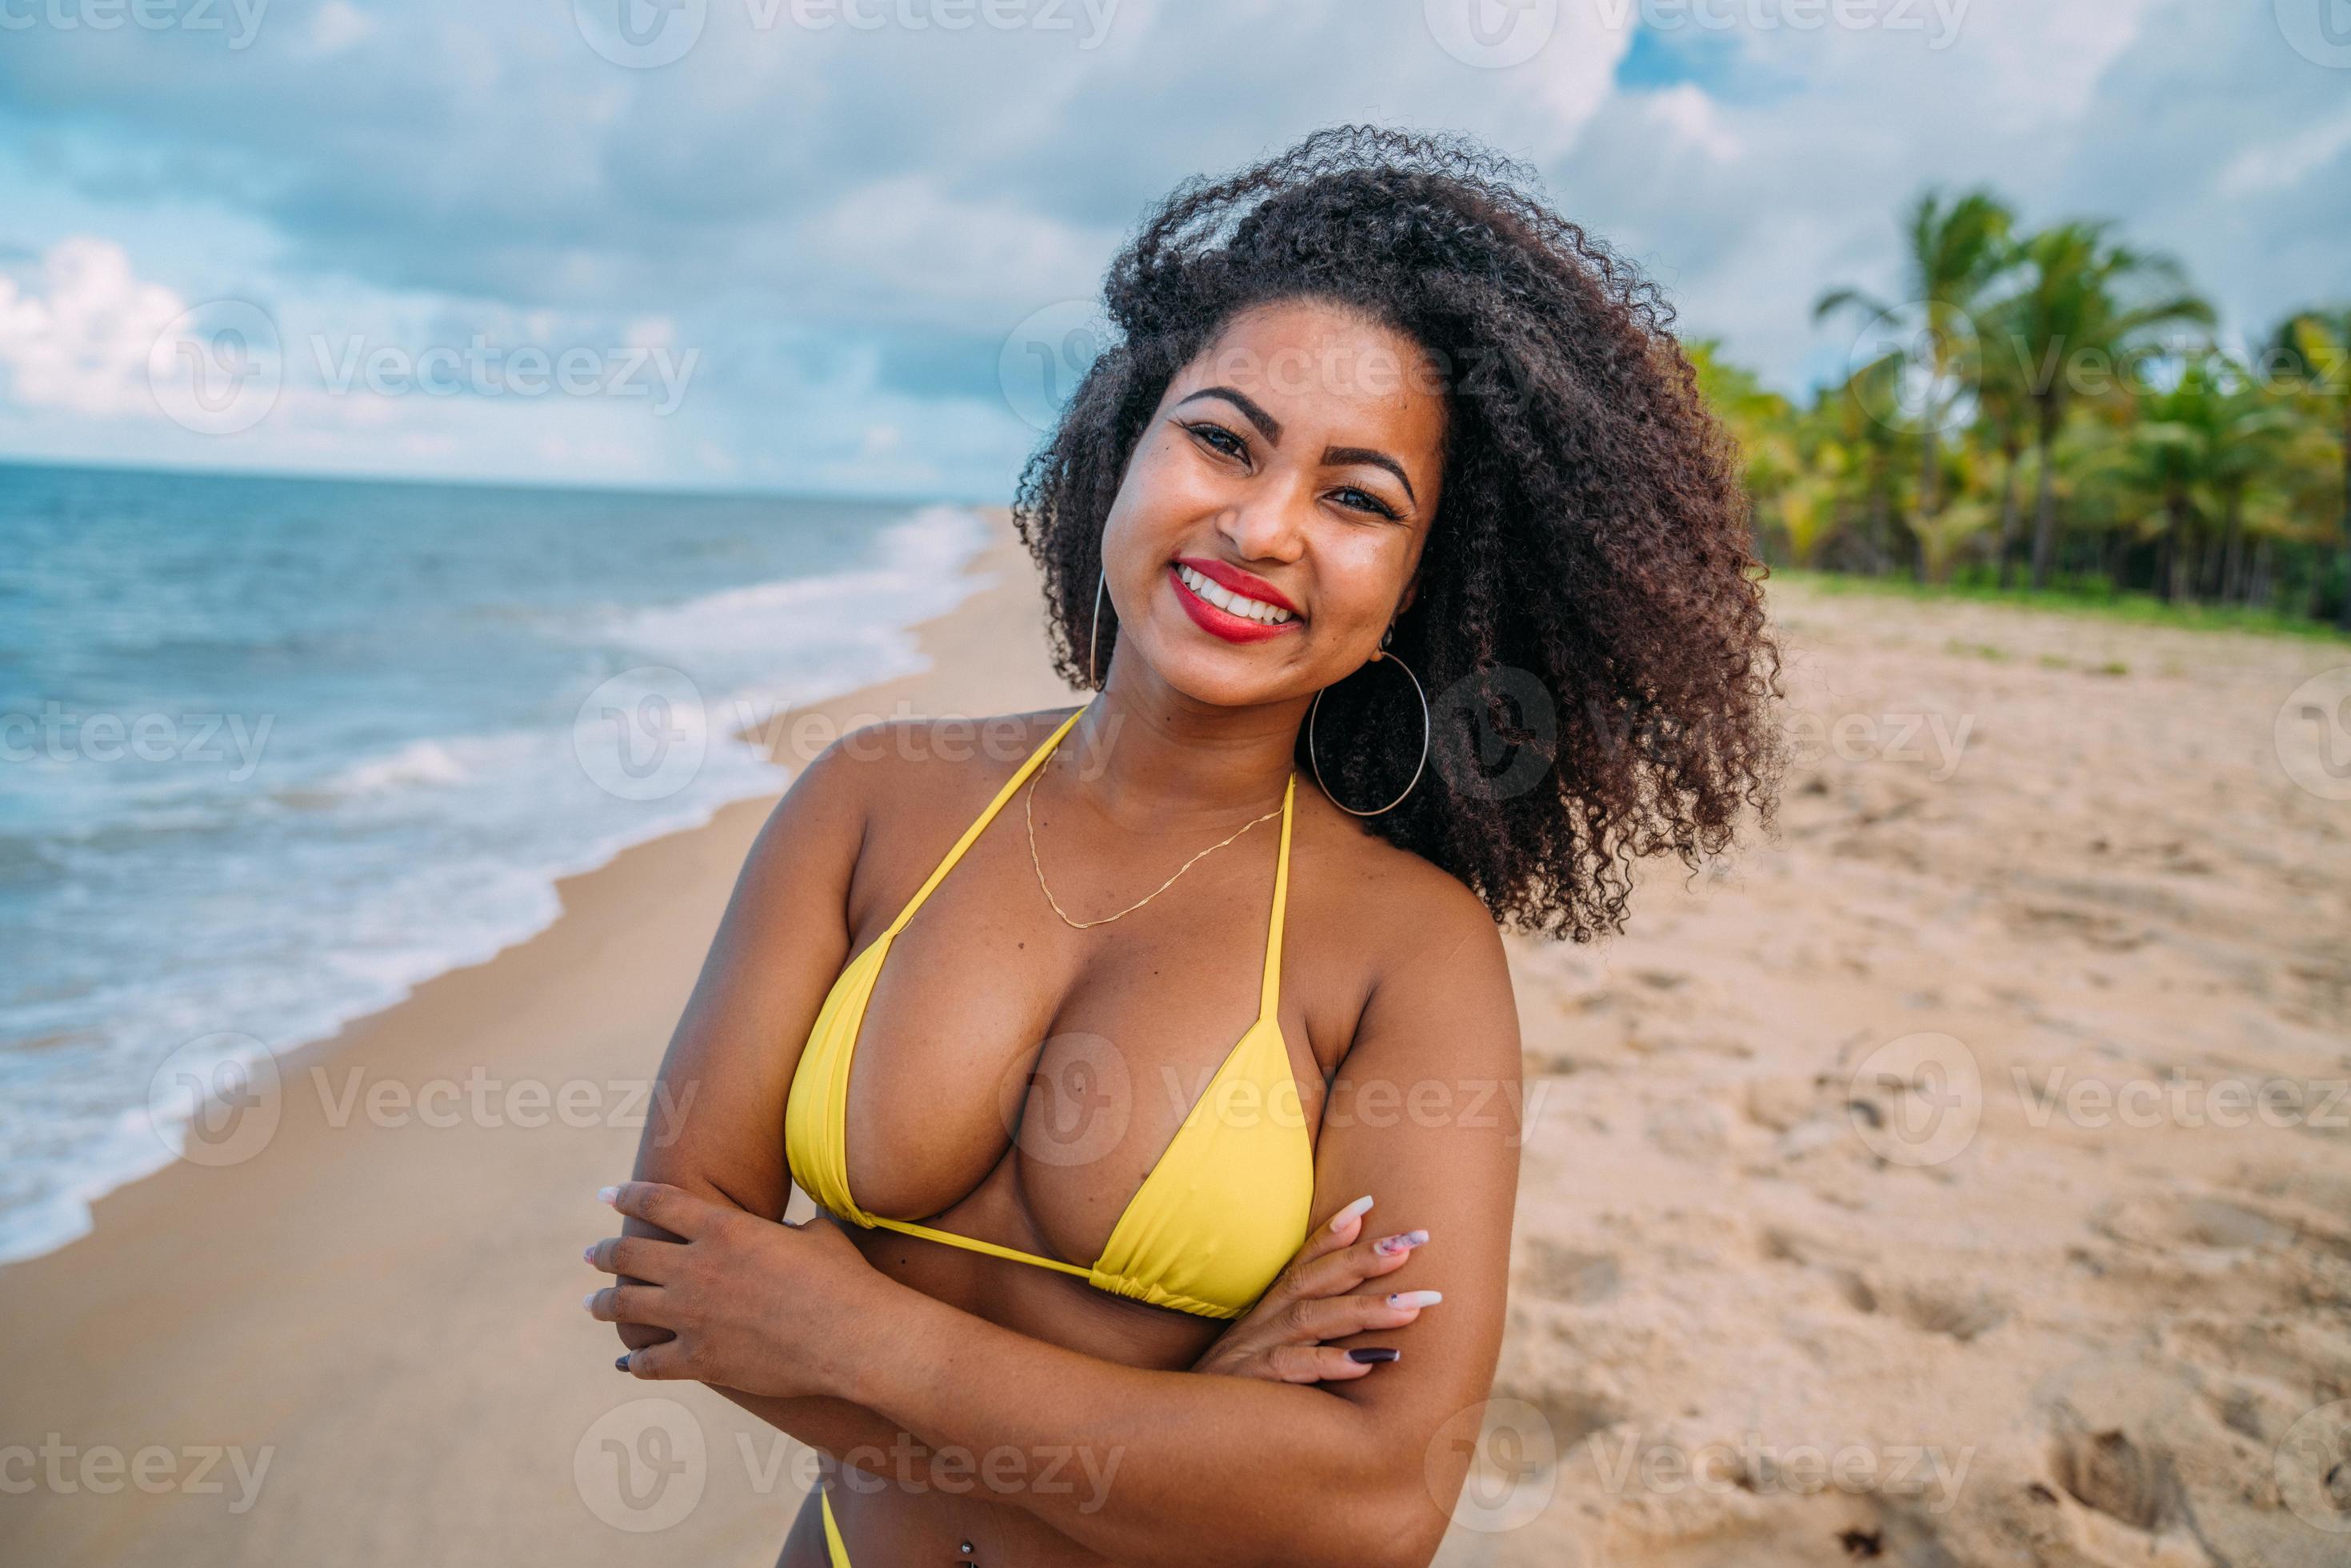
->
xmin=1323 ymin=446 xmax=1417 ymax=506
xmin=1174 ymin=386 xmax=1282 ymax=442
xmin=1175 ymin=387 xmax=1417 ymax=506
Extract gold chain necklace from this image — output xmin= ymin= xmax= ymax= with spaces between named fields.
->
xmin=1024 ymin=751 xmax=1285 ymax=931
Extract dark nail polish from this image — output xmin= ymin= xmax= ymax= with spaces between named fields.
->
xmin=1346 ymin=1347 xmax=1401 ymax=1364
xmin=614 ymin=1354 xmax=632 ymax=1372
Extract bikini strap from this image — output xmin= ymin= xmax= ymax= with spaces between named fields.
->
xmin=868 ymin=1214 xmax=1094 ymax=1278
xmin=1258 ymin=771 xmax=1296 ymax=1022
xmin=883 ymin=701 xmax=1091 ymax=939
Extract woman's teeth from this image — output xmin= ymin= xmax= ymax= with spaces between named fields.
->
xmin=1176 ymin=563 xmax=1295 ymax=624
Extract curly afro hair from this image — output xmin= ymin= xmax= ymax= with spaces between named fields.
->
xmin=1012 ymin=125 xmax=1785 ymax=944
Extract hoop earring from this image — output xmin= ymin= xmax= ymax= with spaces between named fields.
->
xmin=1087 ymin=568 xmax=1111 ymax=690
xmin=1309 ymin=635 xmax=1430 ymax=817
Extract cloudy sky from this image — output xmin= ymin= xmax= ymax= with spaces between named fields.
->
xmin=0 ymin=0 xmax=2343 ymax=498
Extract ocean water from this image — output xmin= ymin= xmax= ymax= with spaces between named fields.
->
xmin=0 ymin=462 xmax=994 ymax=1264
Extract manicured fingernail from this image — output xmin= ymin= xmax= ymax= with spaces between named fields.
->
xmin=1373 ymin=1229 xmax=1429 ymax=1256
xmin=1387 ymin=1290 xmax=1443 ymax=1309
xmin=614 ymin=1354 xmax=631 ymax=1373
xmin=582 ymin=1244 xmax=595 ymax=1262
xmin=1347 ymin=1347 xmax=1400 ymax=1364
xmin=1328 ymin=1195 xmax=1375 ymax=1232
xmin=596 ymin=1186 xmax=618 ymax=1204
xmin=582 ymin=1292 xmax=598 ymax=1311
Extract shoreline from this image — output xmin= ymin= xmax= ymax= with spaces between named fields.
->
xmin=0 ymin=507 xmax=1074 ymax=1567
xmin=0 ymin=502 xmax=1003 ymax=1273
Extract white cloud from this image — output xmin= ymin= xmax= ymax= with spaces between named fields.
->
xmin=0 ymin=0 xmax=2341 ymax=489
xmin=2218 ymin=106 xmax=2351 ymax=198
xmin=0 ymin=238 xmax=185 ymax=418
xmin=796 ymin=174 xmax=1114 ymax=324
xmin=1645 ymin=85 xmax=1743 ymax=162
xmin=303 ymin=0 xmax=378 ymax=56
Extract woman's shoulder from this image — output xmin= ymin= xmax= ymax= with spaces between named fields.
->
xmin=1294 ymin=782 xmax=1494 ymax=926
xmin=792 ymin=704 xmax=1084 ymax=823
xmin=1290 ymin=784 xmax=1516 ymax=1018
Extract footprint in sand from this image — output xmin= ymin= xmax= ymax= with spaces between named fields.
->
xmin=1519 ymin=1240 xmax=1622 ymax=1305
xmin=2048 ymin=1421 xmax=2181 ymax=1535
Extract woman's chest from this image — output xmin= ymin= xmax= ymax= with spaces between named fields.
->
xmin=828 ymin=832 xmax=1336 ymax=1265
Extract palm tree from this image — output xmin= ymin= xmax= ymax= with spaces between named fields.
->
xmin=2085 ymin=356 xmax=2295 ymax=602
xmin=1997 ymin=222 xmax=2215 ymax=590
xmin=2269 ymin=308 xmax=2351 ymax=628
xmin=2200 ymin=362 xmax=2297 ymax=602
xmin=1821 ymin=354 xmax=1921 ymax=575
xmin=2120 ymin=362 xmax=2225 ymax=602
xmin=1816 ymin=189 xmax=2015 ymax=570
xmin=1973 ymin=285 xmax=2037 ymax=587
xmin=1690 ymin=338 xmax=1801 ymax=539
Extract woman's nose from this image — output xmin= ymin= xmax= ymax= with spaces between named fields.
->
xmin=1213 ymin=500 xmax=1305 ymax=563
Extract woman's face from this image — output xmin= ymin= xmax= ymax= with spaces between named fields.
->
xmin=1098 ymin=298 xmax=1445 ymax=710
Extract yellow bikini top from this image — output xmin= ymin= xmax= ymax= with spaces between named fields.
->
xmin=783 ymin=701 xmax=1314 ymax=1320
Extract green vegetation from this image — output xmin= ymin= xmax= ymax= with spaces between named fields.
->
xmin=1768 ymin=566 xmax=2346 ymax=642
xmin=1699 ymin=189 xmax=2351 ymax=638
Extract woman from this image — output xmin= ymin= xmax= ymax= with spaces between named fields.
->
xmin=583 ymin=125 xmax=1781 ymax=1566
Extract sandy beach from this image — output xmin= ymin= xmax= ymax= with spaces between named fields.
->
xmin=3 ymin=512 xmax=2347 ymax=1566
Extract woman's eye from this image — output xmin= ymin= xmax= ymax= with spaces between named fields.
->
xmin=1332 ymin=486 xmax=1400 ymax=520
xmin=1185 ymin=422 xmax=1246 ymax=460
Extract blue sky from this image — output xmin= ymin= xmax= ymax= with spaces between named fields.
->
xmin=0 ymin=0 xmax=2344 ymax=498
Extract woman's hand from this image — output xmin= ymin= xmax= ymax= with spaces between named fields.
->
xmin=1191 ymin=1194 xmax=1441 ymax=1384
xmin=582 ymin=1181 xmax=886 ymax=1399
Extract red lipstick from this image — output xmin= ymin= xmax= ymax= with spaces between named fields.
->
xmin=1167 ymin=559 xmax=1304 ymax=645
